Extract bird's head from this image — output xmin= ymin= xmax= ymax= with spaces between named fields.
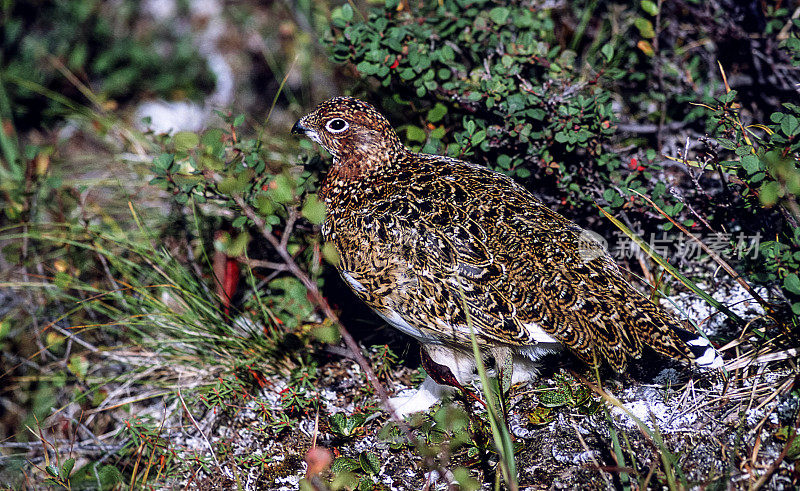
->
xmin=291 ymin=97 xmax=407 ymax=172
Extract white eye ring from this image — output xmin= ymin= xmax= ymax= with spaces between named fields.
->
xmin=325 ymin=118 xmax=349 ymax=133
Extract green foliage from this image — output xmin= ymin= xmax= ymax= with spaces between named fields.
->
xmin=330 ymin=451 xmax=383 ymax=490
xmin=527 ymin=375 xmax=602 ymax=426
xmin=43 ymin=457 xmax=122 ymax=490
xmin=1 ymin=0 xmax=213 ymax=130
xmin=537 ymin=375 xmax=601 ymax=412
xmin=368 ymin=344 xmax=400 ymax=380
xmin=329 ymin=411 xmax=368 ymax=438
xmin=150 ymin=111 xmax=321 ymax=240
xmin=700 ymin=92 xmax=800 ymax=317
xmin=328 ymin=0 xmax=621 ymax=204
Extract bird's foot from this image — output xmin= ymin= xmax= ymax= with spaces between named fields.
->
xmin=387 ymin=375 xmax=451 ymax=418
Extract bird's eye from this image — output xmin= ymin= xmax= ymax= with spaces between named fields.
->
xmin=325 ymin=118 xmax=349 ymax=133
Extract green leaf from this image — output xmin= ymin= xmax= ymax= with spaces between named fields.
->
xmin=771 ymin=111 xmax=786 ymax=123
xmin=760 ymin=181 xmax=782 ymax=207
xmin=357 ymin=61 xmax=377 ymax=75
xmin=301 ymin=194 xmax=327 ymax=225
xmin=452 ymin=467 xmax=480 ymax=490
xmin=784 ymin=273 xmax=800 ymax=295
xmin=330 ymin=413 xmax=347 ymax=434
xmin=68 ymin=355 xmax=89 ymax=381
xmin=465 ymin=120 xmax=475 ymax=134
xmin=331 ymin=6 xmax=351 ymax=27
xmin=601 ymin=44 xmax=614 ymax=62
xmin=427 ymin=103 xmax=448 ymax=123
xmin=331 ymin=457 xmax=361 ymax=474
xmin=740 ymin=154 xmax=761 ymax=174
xmin=217 ymin=176 xmax=237 ymax=195
xmin=539 ymin=388 xmax=568 ymax=407
xmin=97 ymin=465 xmax=123 ymax=486
xmin=358 ymin=451 xmax=380 ymax=475
xmin=717 ymin=138 xmax=737 ymax=151
xmin=489 ymin=7 xmax=510 ymax=24
xmin=174 ymin=131 xmax=199 ymax=152
xmin=270 ymin=174 xmax=295 ymax=203
xmin=641 ymin=0 xmax=659 ymax=16
xmin=781 ymin=114 xmax=800 ymax=136
xmin=199 ymin=154 xmax=223 ymax=170
xmin=440 ymin=45 xmax=455 ymax=62
xmin=341 ymin=4 xmax=354 ymax=22
xmin=721 ymin=90 xmax=738 ymax=104
xmin=526 ymin=405 xmax=554 ymax=425
xmin=311 ymin=324 xmax=340 ymax=343
xmin=405 ymin=125 xmax=426 ymax=142
xmin=153 ymin=153 xmax=175 ymax=170
xmin=229 ymin=232 xmax=250 ymax=257
xmin=233 ymin=114 xmax=246 ymax=127
xmin=322 ymin=242 xmax=340 ymax=266
xmin=256 ymin=195 xmax=274 ymax=216
xmin=60 ymin=458 xmax=75 ymax=479
xmin=201 ymin=128 xmax=224 ymax=147
xmin=633 ymin=17 xmax=655 ymax=38
xmin=0 ymin=319 xmax=10 ymax=340
xmin=231 ymin=216 xmax=247 ymax=229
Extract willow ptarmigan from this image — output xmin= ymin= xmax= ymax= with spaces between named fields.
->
xmin=292 ymin=96 xmax=723 ymax=417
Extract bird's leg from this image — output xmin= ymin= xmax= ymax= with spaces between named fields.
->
xmin=387 ymin=344 xmax=480 ymax=417
xmin=420 ymin=345 xmax=485 ymax=408
xmin=420 ymin=344 xmax=466 ymax=389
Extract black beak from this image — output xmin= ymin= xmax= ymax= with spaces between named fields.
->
xmin=291 ymin=120 xmax=306 ymax=135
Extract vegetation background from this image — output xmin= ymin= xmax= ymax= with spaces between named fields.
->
xmin=0 ymin=0 xmax=799 ymax=489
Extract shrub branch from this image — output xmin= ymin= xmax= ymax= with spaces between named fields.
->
xmin=233 ymin=196 xmax=454 ymax=479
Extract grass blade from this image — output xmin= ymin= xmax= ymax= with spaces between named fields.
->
xmin=630 ymin=189 xmax=771 ymax=311
xmin=597 ymin=204 xmax=744 ymax=325
xmin=458 ymin=288 xmax=518 ymax=490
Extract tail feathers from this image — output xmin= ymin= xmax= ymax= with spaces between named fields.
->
xmin=672 ymin=327 xmax=724 ymax=369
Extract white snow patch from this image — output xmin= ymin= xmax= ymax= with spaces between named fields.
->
xmin=663 ymin=282 xmax=768 ymax=336
xmin=610 ymin=386 xmax=698 ymax=433
xmin=319 ymin=388 xmax=339 ymax=412
xmin=745 ymin=408 xmax=765 ymax=427
xmin=273 ymin=474 xmax=299 ymax=489
xmin=136 ymin=101 xmax=207 ymax=134
xmin=135 ymin=0 xmax=234 ymax=134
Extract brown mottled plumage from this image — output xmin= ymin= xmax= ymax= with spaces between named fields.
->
xmin=292 ymin=97 xmax=721 ymax=415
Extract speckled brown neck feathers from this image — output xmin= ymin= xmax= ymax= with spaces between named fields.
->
xmin=291 ymin=97 xmax=723 ymax=384
xmin=322 ymin=131 xmax=409 ymax=196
